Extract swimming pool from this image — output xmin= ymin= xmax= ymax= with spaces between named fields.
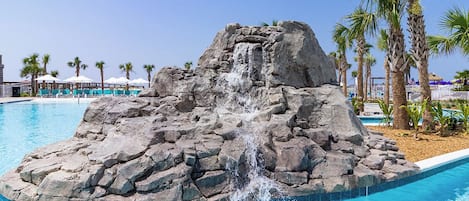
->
xmin=0 ymin=100 xmax=89 ymax=201
xmin=343 ymin=157 xmax=469 ymax=201
xmin=0 ymin=101 xmax=89 ymax=175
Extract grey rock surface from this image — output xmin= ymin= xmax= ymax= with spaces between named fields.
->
xmin=0 ymin=21 xmax=418 ymax=201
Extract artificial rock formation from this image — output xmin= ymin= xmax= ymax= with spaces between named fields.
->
xmin=0 ymin=21 xmax=418 ymax=201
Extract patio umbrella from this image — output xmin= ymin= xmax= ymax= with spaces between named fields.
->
xmin=35 ymin=74 xmax=61 ymax=82
xmin=115 ymin=77 xmax=130 ymax=85
xmin=64 ymin=75 xmax=93 ymax=83
xmin=104 ymin=77 xmax=118 ymax=84
xmin=129 ymin=78 xmax=149 ymax=85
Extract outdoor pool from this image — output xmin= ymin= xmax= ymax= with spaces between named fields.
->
xmin=0 ymin=100 xmax=89 ymax=200
xmin=343 ymin=157 xmax=469 ymax=201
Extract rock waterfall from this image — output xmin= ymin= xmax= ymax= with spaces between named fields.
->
xmin=0 ymin=21 xmax=419 ymax=201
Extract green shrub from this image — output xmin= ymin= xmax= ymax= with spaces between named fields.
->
xmin=401 ymin=99 xmax=427 ymax=139
xmin=378 ymin=100 xmax=393 ymax=127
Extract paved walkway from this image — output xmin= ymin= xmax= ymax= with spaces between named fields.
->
xmin=0 ymin=97 xmax=34 ymax=104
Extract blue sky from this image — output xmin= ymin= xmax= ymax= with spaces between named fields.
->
xmin=0 ymin=0 xmax=468 ymax=84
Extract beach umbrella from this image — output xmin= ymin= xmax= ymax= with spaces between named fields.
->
xmin=35 ymin=74 xmax=61 ymax=82
xmin=115 ymin=77 xmax=130 ymax=85
xmin=129 ymin=78 xmax=150 ymax=85
xmin=104 ymin=77 xmax=118 ymax=84
xmin=429 ymin=73 xmax=443 ymax=81
xmin=64 ymin=75 xmax=93 ymax=83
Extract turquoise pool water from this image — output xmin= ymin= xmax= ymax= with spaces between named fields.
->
xmin=0 ymin=101 xmax=88 ymax=200
xmin=0 ymin=101 xmax=88 ymax=175
xmin=344 ymin=159 xmax=469 ymax=201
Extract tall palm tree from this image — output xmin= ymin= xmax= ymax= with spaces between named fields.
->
xmin=346 ymin=7 xmax=378 ymax=112
xmin=143 ymin=64 xmax=155 ymax=88
xmin=366 ymin=0 xmax=410 ymax=129
xmin=408 ymin=0 xmax=433 ymax=130
xmin=96 ymin=61 xmax=105 ymax=93
xmin=50 ymin=70 xmax=59 ymax=89
xmin=364 ymin=52 xmax=376 ymax=101
xmin=41 ymin=54 xmax=50 ymax=89
xmin=428 ymin=8 xmax=469 ymax=57
xmin=333 ymin=23 xmax=353 ymax=96
xmin=377 ymin=29 xmax=391 ymax=105
xmin=20 ymin=54 xmax=43 ymax=96
xmin=67 ymin=57 xmax=88 ymax=77
xmin=119 ymin=62 xmax=133 ymax=90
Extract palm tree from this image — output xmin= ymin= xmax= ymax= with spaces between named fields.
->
xmin=143 ymin=64 xmax=155 ymax=88
xmin=184 ymin=61 xmax=193 ymax=71
xmin=377 ymin=29 xmax=391 ymax=105
xmin=455 ymin=70 xmax=469 ymax=86
xmin=428 ymin=8 xmax=469 ymax=56
xmin=67 ymin=57 xmax=88 ymax=77
xmin=333 ymin=23 xmax=353 ymax=96
xmin=20 ymin=54 xmax=43 ymax=96
xmin=408 ymin=0 xmax=433 ymax=130
xmin=42 ymin=54 xmax=50 ymax=75
xmin=50 ymin=70 xmax=59 ymax=77
xmin=365 ymin=0 xmax=410 ymax=129
xmin=119 ymin=62 xmax=133 ymax=90
xmin=41 ymin=54 xmax=50 ymax=89
xmin=364 ymin=52 xmax=376 ymax=101
xmin=346 ymin=7 xmax=378 ymax=112
xmin=50 ymin=70 xmax=59 ymax=89
xmin=95 ymin=61 xmax=105 ymax=93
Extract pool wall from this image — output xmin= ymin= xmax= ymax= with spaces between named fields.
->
xmin=280 ymin=149 xmax=469 ymax=201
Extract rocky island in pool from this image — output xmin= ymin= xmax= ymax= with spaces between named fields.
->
xmin=0 ymin=21 xmax=418 ymax=201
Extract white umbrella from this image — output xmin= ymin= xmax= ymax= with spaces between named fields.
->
xmin=64 ymin=75 xmax=93 ymax=83
xmin=104 ymin=77 xmax=118 ymax=84
xmin=115 ymin=77 xmax=130 ymax=85
xmin=129 ymin=78 xmax=150 ymax=85
xmin=35 ymin=74 xmax=61 ymax=82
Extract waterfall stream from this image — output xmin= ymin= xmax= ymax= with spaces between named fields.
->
xmin=216 ymin=43 xmax=281 ymax=201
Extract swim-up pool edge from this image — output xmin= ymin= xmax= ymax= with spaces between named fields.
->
xmin=415 ymin=147 xmax=469 ymax=172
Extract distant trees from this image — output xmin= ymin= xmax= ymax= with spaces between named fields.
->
xmin=41 ymin=54 xmax=50 ymax=88
xmin=20 ymin=54 xmax=43 ymax=96
xmin=332 ymin=23 xmax=353 ymax=96
xmin=95 ymin=61 xmax=105 ymax=93
xmin=67 ymin=57 xmax=88 ymax=77
xmin=143 ymin=64 xmax=155 ymax=88
xmin=345 ymin=7 xmax=377 ymax=112
xmin=119 ymin=62 xmax=133 ymax=90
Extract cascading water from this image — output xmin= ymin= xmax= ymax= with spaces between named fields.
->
xmin=216 ymin=43 xmax=282 ymax=201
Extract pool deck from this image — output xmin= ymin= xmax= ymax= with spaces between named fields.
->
xmin=415 ymin=148 xmax=469 ymax=172
xmin=0 ymin=97 xmax=33 ymax=104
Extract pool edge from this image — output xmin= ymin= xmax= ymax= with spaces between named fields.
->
xmin=415 ymin=147 xmax=469 ymax=172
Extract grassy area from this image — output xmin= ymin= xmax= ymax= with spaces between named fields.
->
xmin=367 ymin=126 xmax=469 ymax=162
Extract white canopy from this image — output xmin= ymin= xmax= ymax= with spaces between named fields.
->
xmin=35 ymin=74 xmax=60 ymax=82
xmin=129 ymin=78 xmax=150 ymax=85
xmin=64 ymin=75 xmax=93 ymax=83
xmin=104 ymin=77 xmax=129 ymax=85
xmin=104 ymin=77 xmax=118 ymax=84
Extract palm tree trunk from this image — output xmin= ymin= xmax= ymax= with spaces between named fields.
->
xmin=364 ymin=66 xmax=368 ymax=102
xmin=408 ymin=0 xmax=434 ymax=130
xmin=341 ymin=68 xmax=347 ymax=96
xmin=357 ymin=37 xmax=365 ymax=112
xmin=341 ymin=55 xmax=348 ymax=96
xmin=147 ymin=72 xmax=151 ymax=88
xmin=389 ymin=26 xmax=410 ymax=130
xmin=100 ymin=69 xmax=104 ymax=93
xmin=384 ymin=56 xmax=390 ymax=105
